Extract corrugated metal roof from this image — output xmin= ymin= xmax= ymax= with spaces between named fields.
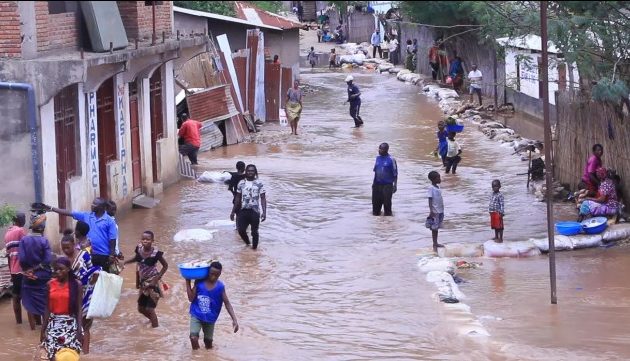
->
xmin=173 ymin=6 xmax=281 ymax=31
xmin=234 ymin=2 xmax=302 ymax=30
xmin=496 ymin=35 xmax=560 ymax=54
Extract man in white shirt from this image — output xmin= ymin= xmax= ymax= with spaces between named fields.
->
xmin=468 ymin=64 xmax=483 ymax=105
xmin=371 ymin=29 xmax=382 ymax=58
xmin=388 ymin=35 xmax=399 ymax=64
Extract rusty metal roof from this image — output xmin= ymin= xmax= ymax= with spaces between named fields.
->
xmin=233 ymin=2 xmax=302 ymax=30
xmin=174 ymin=6 xmax=281 ymax=31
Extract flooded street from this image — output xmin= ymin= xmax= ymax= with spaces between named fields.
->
xmin=2 ymin=71 xmax=630 ymax=360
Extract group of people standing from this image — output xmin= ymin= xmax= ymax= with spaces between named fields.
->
xmin=4 ymin=198 xmax=120 ymax=360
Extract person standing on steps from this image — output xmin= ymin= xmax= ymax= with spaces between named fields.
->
xmin=372 ymin=143 xmax=398 ymax=216
xmin=371 ymin=29 xmax=382 ymax=58
xmin=345 ymin=75 xmax=364 ymax=127
xmin=178 ymin=113 xmax=203 ymax=165
xmin=231 ymin=164 xmax=267 ymax=250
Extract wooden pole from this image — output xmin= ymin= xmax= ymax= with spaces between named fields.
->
xmin=541 ymin=0 xmax=557 ymax=304
xmin=151 ymin=2 xmax=156 ymax=45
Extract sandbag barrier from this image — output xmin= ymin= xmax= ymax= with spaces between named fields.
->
xmin=435 ymin=223 xmax=630 ymax=258
xmin=417 ymin=255 xmax=490 ymax=337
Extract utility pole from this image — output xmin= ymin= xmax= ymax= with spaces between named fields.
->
xmin=540 ymin=0 xmax=557 ymax=304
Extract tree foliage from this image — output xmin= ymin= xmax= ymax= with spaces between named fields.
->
xmin=173 ymin=1 xmax=236 ymax=17
xmin=255 ymin=1 xmax=283 ymax=14
xmin=401 ymin=1 xmax=630 ymax=102
xmin=0 ymin=204 xmax=16 ymax=228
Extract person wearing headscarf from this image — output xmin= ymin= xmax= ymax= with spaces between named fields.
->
xmin=578 ymin=167 xmax=621 ymax=220
xmin=41 ymin=256 xmax=83 ymax=360
xmin=18 ymin=213 xmax=52 ymax=330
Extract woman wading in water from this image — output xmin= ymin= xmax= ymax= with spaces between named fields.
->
xmin=285 ymin=80 xmax=303 ymax=135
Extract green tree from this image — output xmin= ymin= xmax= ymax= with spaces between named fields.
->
xmin=0 ymin=204 xmax=16 ymax=228
xmin=174 ymin=1 xmax=236 ymax=17
xmin=256 ymin=1 xmax=283 ymax=14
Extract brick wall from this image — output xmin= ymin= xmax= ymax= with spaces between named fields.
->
xmin=35 ymin=1 xmax=78 ymax=53
xmin=0 ymin=1 xmax=22 ymax=58
xmin=117 ymin=1 xmax=172 ymax=41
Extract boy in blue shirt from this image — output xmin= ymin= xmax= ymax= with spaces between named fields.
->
xmin=186 ymin=261 xmax=239 ymax=350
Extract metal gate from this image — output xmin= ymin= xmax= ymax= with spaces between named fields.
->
xmin=96 ymin=78 xmax=116 ymax=199
xmin=265 ymin=62 xmax=281 ymax=121
xmin=54 ymin=84 xmax=78 ymax=230
xmin=129 ymin=81 xmax=142 ymax=193
xmin=149 ymin=67 xmax=164 ymax=182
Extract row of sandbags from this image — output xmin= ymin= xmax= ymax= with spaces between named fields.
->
xmin=437 ymin=223 xmax=630 ymax=258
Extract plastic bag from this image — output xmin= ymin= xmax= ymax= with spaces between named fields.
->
xmin=173 ymin=229 xmax=217 ymax=242
xmin=86 ymin=272 xmax=123 ymax=319
xmin=483 ymin=240 xmax=541 ymax=258
xmin=197 ymin=171 xmax=232 ymax=183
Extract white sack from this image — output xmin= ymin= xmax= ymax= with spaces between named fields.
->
xmin=483 ymin=240 xmax=541 ymax=258
xmin=86 ymin=272 xmax=123 ymax=319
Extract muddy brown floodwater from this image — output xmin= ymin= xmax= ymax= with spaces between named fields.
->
xmin=2 ymin=72 xmax=630 ymax=361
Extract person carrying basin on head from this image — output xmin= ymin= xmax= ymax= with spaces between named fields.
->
xmin=231 ymin=164 xmax=267 ymax=250
xmin=345 ymin=75 xmax=363 ymax=128
xmin=372 ymin=143 xmax=398 ymax=216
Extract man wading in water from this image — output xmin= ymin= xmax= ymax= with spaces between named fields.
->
xmin=372 ymin=143 xmax=398 ymax=216
xmin=230 ymin=165 xmax=267 ymax=250
xmin=345 ymin=75 xmax=364 ymax=127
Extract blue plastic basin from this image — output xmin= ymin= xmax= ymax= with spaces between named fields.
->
xmin=555 ymin=221 xmax=583 ymax=236
xmin=581 ymin=217 xmax=608 ymax=235
xmin=178 ymin=263 xmax=210 ymax=280
xmin=446 ymin=124 xmax=465 ymax=133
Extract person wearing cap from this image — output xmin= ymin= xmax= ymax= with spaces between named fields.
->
xmin=178 ymin=113 xmax=203 ymax=165
xmin=18 ymin=212 xmax=53 ymax=330
xmin=345 ymin=75 xmax=364 ymax=127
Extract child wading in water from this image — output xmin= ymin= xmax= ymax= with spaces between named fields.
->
xmin=489 ymin=179 xmax=505 ymax=243
xmin=426 ymin=171 xmax=445 ymax=251
xmin=445 ymin=131 xmax=462 ymax=174
xmin=124 ymin=231 xmax=168 ymax=328
xmin=186 ymin=261 xmax=239 ymax=350
xmin=434 ymin=121 xmax=448 ymax=167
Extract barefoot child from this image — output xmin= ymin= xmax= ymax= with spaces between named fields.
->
xmin=426 ymin=171 xmax=444 ymax=251
xmin=445 ymin=132 xmax=462 ymax=174
xmin=489 ymin=179 xmax=505 ymax=243
xmin=186 ymin=261 xmax=239 ymax=350
xmin=124 ymin=231 xmax=168 ymax=328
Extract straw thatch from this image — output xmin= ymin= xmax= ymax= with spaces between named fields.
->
xmin=554 ymin=91 xmax=630 ymax=202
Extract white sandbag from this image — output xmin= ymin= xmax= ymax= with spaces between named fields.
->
xmin=531 ymin=235 xmax=573 ymax=252
xmin=603 ymin=223 xmax=630 ymax=242
xmin=437 ymin=243 xmax=483 ymax=258
xmin=418 ymin=257 xmax=455 ymax=274
xmin=570 ymin=234 xmax=603 ymax=249
xmin=339 ymin=53 xmax=366 ymax=65
xmin=197 ymin=171 xmax=232 ymax=183
xmin=437 ymin=88 xmax=460 ymax=100
xmin=205 ymin=219 xmax=236 ymax=229
xmin=86 ymin=272 xmax=123 ymax=319
xmin=483 ymin=240 xmax=541 ymax=258
xmin=426 ymin=271 xmax=466 ymax=301
xmin=173 ymin=228 xmax=217 ymax=242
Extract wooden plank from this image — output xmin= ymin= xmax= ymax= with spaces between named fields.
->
xmin=281 ymin=67 xmax=293 ymax=108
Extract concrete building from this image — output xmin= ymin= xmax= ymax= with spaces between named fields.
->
xmin=498 ymin=35 xmax=580 ymax=119
xmin=0 ymin=1 xmax=207 ymax=237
